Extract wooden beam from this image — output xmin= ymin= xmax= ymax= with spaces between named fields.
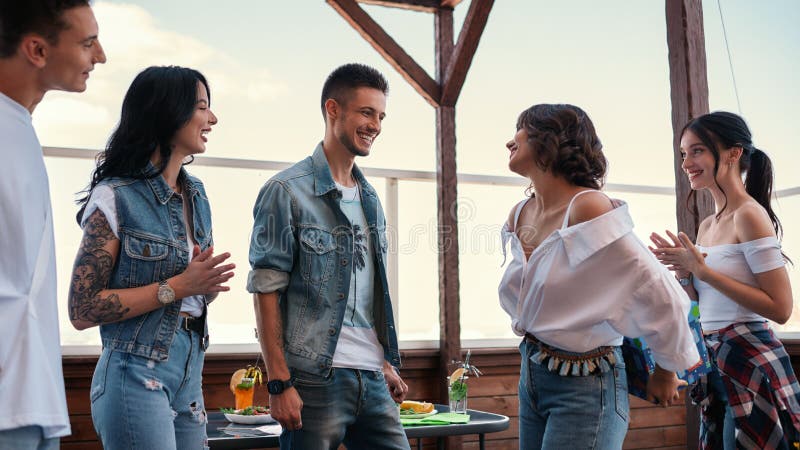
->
xmin=354 ymin=0 xmax=465 ymax=13
xmin=328 ymin=0 xmax=441 ymax=107
xmin=440 ymin=0 xmax=494 ymax=106
xmin=435 ymin=7 xmax=462 ymax=450
xmin=665 ymin=1 xmax=711 ymax=448
xmin=356 ymin=0 xmax=440 ymax=13
xmin=440 ymin=0 xmax=464 ymax=8
xmin=435 ymin=2 xmax=454 ymax=81
xmin=666 ymin=0 xmax=713 ymax=242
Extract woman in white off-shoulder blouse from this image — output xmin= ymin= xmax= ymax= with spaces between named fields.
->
xmin=650 ymin=111 xmax=799 ymax=449
xmin=499 ymin=104 xmax=700 ymax=449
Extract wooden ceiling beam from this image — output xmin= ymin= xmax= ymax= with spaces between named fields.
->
xmin=440 ymin=0 xmax=493 ymax=106
xmin=439 ymin=0 xmax=464 ymax=8
xmin=355 ymin=0 xmax=463 ymax=12
xmin=356 ymin=0 xmax=440 ymax=13
xmin=328 ymin=0 xmax=441 ymax=107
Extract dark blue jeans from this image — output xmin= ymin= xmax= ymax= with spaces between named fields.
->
xmin=281 ymin=367 xmax=410 ymax=450
xmin=706 ymin=362 xmax=737 ymax=449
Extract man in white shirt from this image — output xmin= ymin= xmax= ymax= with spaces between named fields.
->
xmin=0 ymin=1 xmax=106 ymax=448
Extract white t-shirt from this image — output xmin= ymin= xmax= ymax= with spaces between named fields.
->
xmin=695 ymin=237 xmax=785 ymax=330
xmin=331 ymin=182 xmax=384 ymax=371
xmin=498 ymin=191 xmax=701 ymax=373
xmin=0 ymin=92 xmax=70 ymax=437
xmin=81 ymin=185 xmax=205 ymax=317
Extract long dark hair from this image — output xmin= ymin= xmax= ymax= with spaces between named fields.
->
xmin=516 ymin=104 xmax=607 ymax=193
xmin=76 ymin=65 xmax=210 ymax=223
xmin=682 ymin=111 xmax=787 ymax=245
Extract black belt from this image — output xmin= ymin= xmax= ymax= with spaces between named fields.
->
xmin=179 ymin=315 xmax=204 ymax=335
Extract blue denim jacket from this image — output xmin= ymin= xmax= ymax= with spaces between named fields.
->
xmin=99 ymin=167 xmax=213 ymax=360
xmin=247 ymin=143 xmax=400 ymax=376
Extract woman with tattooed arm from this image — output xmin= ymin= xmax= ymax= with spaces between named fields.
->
xmin=68 ymin=66 xmax=234 ymax=450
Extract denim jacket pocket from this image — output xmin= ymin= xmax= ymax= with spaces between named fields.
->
xmin=123 ymin=232 xmax=170 ymax=287
xmin=299 ymin=227 xmax=336 ymax=284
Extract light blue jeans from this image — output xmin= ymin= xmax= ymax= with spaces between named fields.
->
xmin=91 ymin=327 xmax=207 ymax=450
xmin=0 ymin=426 xmax=58 ymax=450
xmin=518 ymin=340 xmax=629 ymax=450
xmin=281 ymin=367 xmax=410 ymax=450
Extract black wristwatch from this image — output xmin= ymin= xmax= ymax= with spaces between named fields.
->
xmin=267 ymin=378 xmax=293 ymax=395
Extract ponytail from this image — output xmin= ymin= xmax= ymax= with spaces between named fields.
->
xmin=744 ymin=147 xmax=781 ymax=239
xmin=744 ymin=147 xmax=791 ymax=263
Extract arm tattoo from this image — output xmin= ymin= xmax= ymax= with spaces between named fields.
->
xmin=68 ymin=208 xmax=130 ymax=324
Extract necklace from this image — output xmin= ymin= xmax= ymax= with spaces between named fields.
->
xmin=338 ymin=175 xmax=360 ymax=202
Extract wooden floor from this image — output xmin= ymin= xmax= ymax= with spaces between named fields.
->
xmin=59 ymin=344 xmax=738 ymax=449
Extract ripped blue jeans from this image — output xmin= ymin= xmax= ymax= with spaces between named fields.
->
xmin=90 ymin=327 xmax=207 ymax=450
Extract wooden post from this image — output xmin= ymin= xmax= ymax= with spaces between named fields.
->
xmin=666 ymin=0 xmax=714 ymax=241
xmin=666 ymin=1 xmax=713 ymax=448
xmin=328 ymin=6 xmax=493 ymax=448
xmin=435 ymin=7 xmax=462 ymax=450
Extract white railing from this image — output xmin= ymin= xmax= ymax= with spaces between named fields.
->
xmin=45 ymin=146 xmax=800 ymax=354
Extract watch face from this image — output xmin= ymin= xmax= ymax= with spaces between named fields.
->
xmin=158 ymin=283 xmax=175 ymax=304
xmin=268 ymin=379 xmax=292 ymax=394
xmin=267 ymin=379 xmax=283 ymax=394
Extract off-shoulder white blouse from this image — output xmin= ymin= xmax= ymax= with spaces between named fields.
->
xmin=695 ymin=237 xmax=786 ymax=331
xmin=498 ymin=190 xmax=700 ymax=372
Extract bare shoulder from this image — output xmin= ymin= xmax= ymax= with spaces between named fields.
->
xmin=506 ymin=204 xmax=518 ymax=231
xmin=696 ymin=215 xmax=714 ymax=240
xmin=569 ymin=190 xmax=614 ymax=225
xmin=734 ymin=200 xmax=776 ymax=242
xmin=506 ymin=199 xmax=530 ymax=231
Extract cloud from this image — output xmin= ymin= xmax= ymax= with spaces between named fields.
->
xmin=95 ymin=2 xmax=288 ymax=100
xmin=36 ymin=2 xmax=289 ymax=149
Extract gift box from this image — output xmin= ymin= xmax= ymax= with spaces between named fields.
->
xmin=622 ymin=301 xmax=712 ymax=401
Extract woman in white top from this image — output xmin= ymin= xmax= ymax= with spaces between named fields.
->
xmin=650 ymin=111 xmax=800 ymax=449
xmin=500 ymin=104 xmax=701 ymax=449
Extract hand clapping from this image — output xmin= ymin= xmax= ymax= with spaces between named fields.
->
xmin=649 ymin=230 xmax=707 ymax=277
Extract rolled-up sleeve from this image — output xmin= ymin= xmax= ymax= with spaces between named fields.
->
xmin=247 ymin=180 xmax=296 ymax=294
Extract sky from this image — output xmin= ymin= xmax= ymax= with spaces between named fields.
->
xmin=35 ymin=0 xmax=800 ymax=348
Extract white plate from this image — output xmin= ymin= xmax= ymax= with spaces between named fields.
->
xmin=223 ymin=413 xmax=276 ymax=425
xmin=399 ymin=409 xmax=438 ymax=419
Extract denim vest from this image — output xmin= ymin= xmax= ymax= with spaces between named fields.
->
xmin=99 ymin=167 xmax=213 ymax=360
xmin=248 ymin=143 xmax=400 ymax=376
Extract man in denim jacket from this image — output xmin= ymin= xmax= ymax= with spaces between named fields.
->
xmin=248 ymin=64 xmax=409 ymax=450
